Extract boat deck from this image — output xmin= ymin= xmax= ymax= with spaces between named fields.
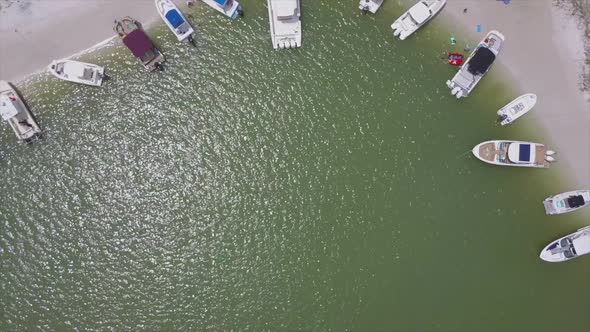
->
xmin=478 ymin=142 xmax=549 ymax=167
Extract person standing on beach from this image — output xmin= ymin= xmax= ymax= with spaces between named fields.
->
xmin=187 ymin=0 xmax=194 ymax=7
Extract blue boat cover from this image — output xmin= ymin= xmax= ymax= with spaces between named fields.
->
xmin=165 ymin=10 xmax=185 ymax=29
xmin=519 ymin=144 xmax=531 ymax=162
xmin=214 ymin=0 xmax=228 ymax=6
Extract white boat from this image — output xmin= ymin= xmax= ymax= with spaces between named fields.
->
xmin=497 ymin=93 xmax=537 ymax=126
xmin=540 ymin=226 xmax=590 ymax=262
xmin=201 ymin=0 xmax=243 ymax=19
xmin=0 ymin=81 xmax=42 ymax=144
xmin=446 ymin=30 xmax=504 ymax=98
xmin=472 ymin=140 xmax=555 ymax=168
xmin=543 ymin=190 xmax=590 ymax=215
xmin=48 ymin=60 xmax=106 ymax=87
xmin=391 ymin=0 xmax=446 ymax=40
xmin=267 ymin=0 xmax=301 ymax=49
xmin=359 ymin=0 xmax=383 ymax=14
xmin=155 ymin=0 xmax=195 ymax=44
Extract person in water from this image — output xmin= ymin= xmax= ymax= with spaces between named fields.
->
xmin=187 ymin=0 xmax=194 ymax=7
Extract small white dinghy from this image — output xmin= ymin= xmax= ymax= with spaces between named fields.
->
xmin=0 ymin=81 xmax=42 ymax=144
xmin=155 ymin=0 xmax=195 ymax=44
xmin=472 ymin=140 xmax=555 ymax=168
xmin=201 ymin=0 xmax=243 ymax=19
xmin=391 ymin=0 xmax=446 ymax=40
xmin=497 ymin=93 xmax=537 ymax=126
xmin=540 ymin=226 xmax=590 ymax=263
xmin=543 ymin=190 xmax=590 ymax=215
xmin=267 ymin=0 xmax=302 ymax=49
xmin=48 ymin=60 xmax=106 ymax=87
xmin=359 ymin=0 xmax=383 ymax=14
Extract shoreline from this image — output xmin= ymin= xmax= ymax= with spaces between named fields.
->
xmin=441 ymin=0 xmax=590 ymax=188
xmin=0 ymin=0 xmax=159 ymax=83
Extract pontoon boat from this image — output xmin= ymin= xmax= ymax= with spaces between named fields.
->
xmin=201 ymin=0 xmax=243 ymax=19
xmin=48 ymin=60 xmax=106 ymax=87
xmin=447 ymin=30 xmax=504 ymax=98
xmin=540 ymin=226 xmax=590 ymax=262
xmin=472 ymin=140 xmax=554 ymax=168
xmin=267 ymin=0 xmax=301 ymax=49
xmin=543 ymin=190 xmax=590 ymax=215
xmin=391 ymin=0 xmax=446 ymax=40
xmin=155 ymin=0 xmax=195 ymax=44
xmin=359 ymin=0 xmax=383 ymax=14
xmin=0 ymin=81 xmax=42 ymax=144
xmin=114 ymin=17 xmax=165 ymax=71
xmin=497 ymin=94 xmax=536 ymax=126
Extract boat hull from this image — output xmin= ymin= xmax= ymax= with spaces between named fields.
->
xmin=446 ymin=30 xmax=504 ymax=98
xmin=0 ymin=81 xmax=42 ymax=144
xmin=472 ymin=140 xmax=551 ymax=168
xmin=497 ymin=93 xmax=537 ymax=126
xmin=359 ymin=0 xmax=383 ymax=14
xmin=48 ymin=60 xmax=105 ymax=87
xmin=543 ymin=190 xmax=590 ymax=215
xmin=202 ymin=0 xmax=242 ymax=19
xmin=268 ymin=0 xmax=302 ymax=49
xmin=391 ymin=0 xmax=446 ymax=40
xmin=155 ymin=0 xmax=195 ymax=42
xmin=540 ymin=226 xmax=590 ymax=262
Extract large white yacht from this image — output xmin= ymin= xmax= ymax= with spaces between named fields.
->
xmin=267 ymin=0 xmax=301 ymax=49
xmin=472 ymin=140 xmax=555 ymax=168
xmin=446 ymin=30 xmax=504 ymax=98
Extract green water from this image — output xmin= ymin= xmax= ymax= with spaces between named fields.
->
xmin=1 ymin=1 xmax=589 ymax=331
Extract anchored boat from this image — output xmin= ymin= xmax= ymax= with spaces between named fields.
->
xmin=472 ymin=140 xmax=555 ymax=168
xmin=497 ymin=94 xmax=537 ymax=126
xmin=267 ymin=0 xmax=301 ymax=49
xmin=0 ymin=81 xmax=42 ymax=144
xmin=543 ymin=190 xmax=590 ymax=215
xmin=540 ymin=226 xmax=590 ymax=262
xmin=114 ymin=17 xmax=165 ymax=71
xmin=359 ymin=0 xmax=383 ymax=14
xmin=202 ymin=0 xmax=243 ymax=19
xmin=447 ymin=30 xmax=504 ymax=98
xmin=391 ymin=0 xmax=446 ymax=40
xmin=155 ymin=0 xmax=195 ymax=44
xmin=48 ymin=60 xmax=106 ymax=87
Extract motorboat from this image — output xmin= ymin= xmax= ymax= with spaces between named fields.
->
xmin=48 ymin=60 xmax=106 ymax=87
xmin=448 ymin=53 xmax=463 ymax=66
xmin=497 ymin=93 xmax=537 ymax=126
xmin=0 ymin=81 xmax=42 ymax=144
xmin=543 ymin=190 xmax=590 ymax=215
xmin=472 ymin=140 xmax=555 ymax=168
xmin=391 ymin=0 xmax=446 ymax=40
xmin=359 ymin=0 xmax=383 ymax=14
xmin=446 ymin=30 xmax=504 ymax=98
xmin=267 ymin=0 xmax=301 ymax=49
xmin=540 ymin=226 xmax=590 ymax=262
xmin=201 ymin=0 xmax=243 ymax=19
xmin=114 ymin=17 xmax=165 ymax=71
xmin=155 ymin=0 xmax=195 ymax=44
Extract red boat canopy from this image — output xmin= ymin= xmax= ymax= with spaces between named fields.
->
xmin=123 ymin=29 xmax=154 ymax=58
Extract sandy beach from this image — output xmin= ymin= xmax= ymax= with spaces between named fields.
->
xmin=0 ymin=0 xmax=158 ymax=82
xmin=441 ymin=0 xmax=590 ymax=188
xmin=1 ymin=0 xmax=589 ymax=187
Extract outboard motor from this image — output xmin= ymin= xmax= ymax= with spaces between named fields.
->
xmin=545 ymin=155 xmax=555 ymax=162
xmin=155 ymin=62 xmax=164 ymax=71
xmin=451 ymin=86 xmax=461 ymax=96
xmin=546 ymin=150 xmax=556 ymax=156
xmin=188 ymin=35 xmax=196 ymax=47
xmin=238 ymin=9 xmax=244 ymax=17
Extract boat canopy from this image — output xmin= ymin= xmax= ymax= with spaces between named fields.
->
xmin=0 ymin=95 xmax=18 ymax=120
xmin=468 ymin=47 xmax=496 ymax=75
xmin=214 ymin=0 xmax=229 ymax=6
xmin=408 ymin=3 xmax=430 ymax=24
xmin=567 ymin=195 xmax=585 ymax=208
xmin=165 ymin=9 xmax=185 ymax=29
xmin=508 ymin=143 xmax=533 ymax=163
xmin=123 ymin=29 xmax=155 ymax=58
